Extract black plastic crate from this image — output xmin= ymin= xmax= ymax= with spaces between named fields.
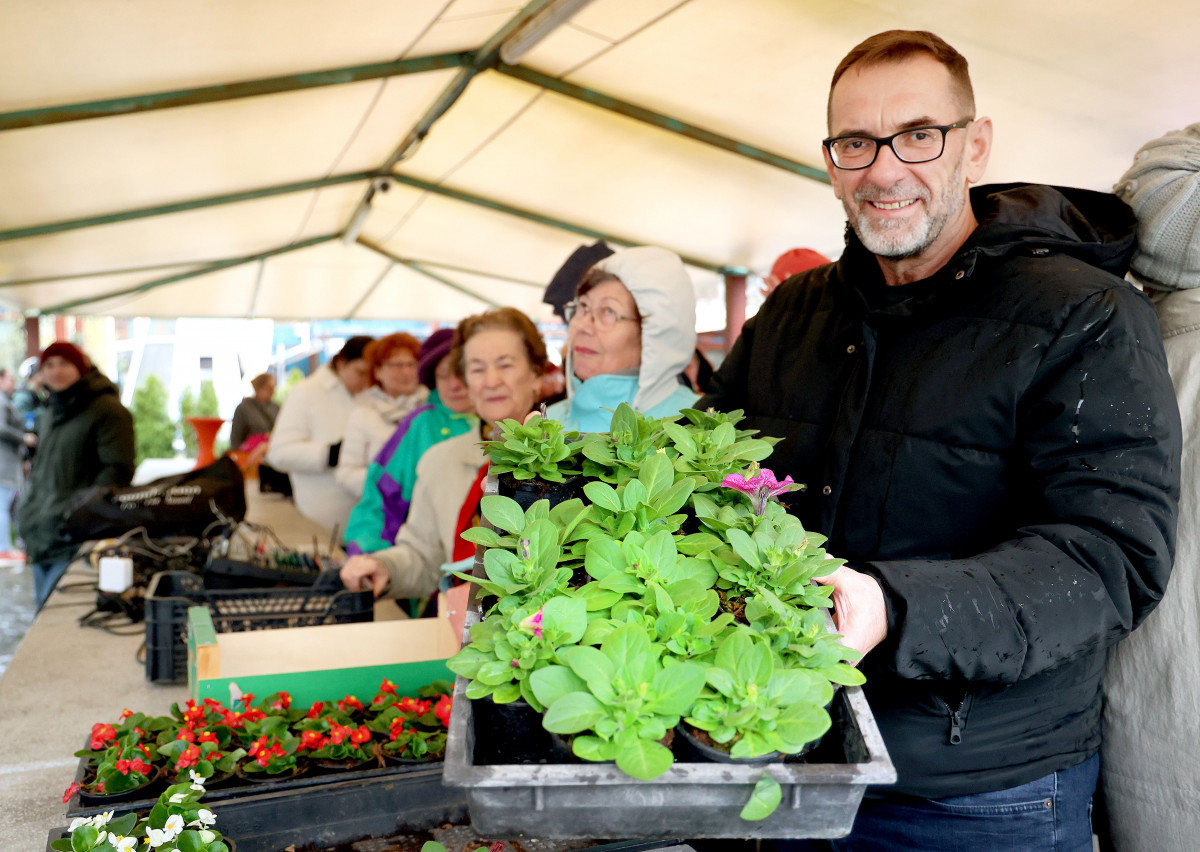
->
xmin=144 ymin=569 xmax=373 ymax=683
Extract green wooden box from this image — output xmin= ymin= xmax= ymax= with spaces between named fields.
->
xmin=187 ymin=605 xmax=458 ymax=707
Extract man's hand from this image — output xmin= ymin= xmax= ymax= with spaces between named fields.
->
xmin=813 ymin=561 xmax=889 ymax=659
xmin=340 ymin=555 xmax=390 ymax=598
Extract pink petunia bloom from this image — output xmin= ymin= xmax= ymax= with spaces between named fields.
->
xmin=519 ymin=607 xmax=544 ymax=639
xmin=721 ymin=465 xmax=802 ymax=515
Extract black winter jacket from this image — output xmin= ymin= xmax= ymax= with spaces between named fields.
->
xmin=702 ymin=184 xmax=1181 ymax=797
xmin=19 ymin=367 xmax=135 ymax=564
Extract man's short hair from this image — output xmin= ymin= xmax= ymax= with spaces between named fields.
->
xmin=828 ymin=30 xmax=975 ymax=128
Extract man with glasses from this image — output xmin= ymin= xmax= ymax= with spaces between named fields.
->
xmin=702 ymin=30 xmax=1180 ymax=851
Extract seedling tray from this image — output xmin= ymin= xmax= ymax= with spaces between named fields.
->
xmin=444 ymin=629 xmax=895 ymax=839
xmin=63 ymin=762 xmax=465 ymax=852
xmin=144 ymin=569 xmax=373 ymax=683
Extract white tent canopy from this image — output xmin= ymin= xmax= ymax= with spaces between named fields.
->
xmin=2 ymin=0 xmax=1197 ymax=324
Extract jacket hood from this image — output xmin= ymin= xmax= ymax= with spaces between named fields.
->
xmin=967 ymin=183 xmax=1136 ymax=277
xmin=567 ymin=245 xmax=696 ymax=412
xmin=49 ymin=367 xmax=119 ymax=420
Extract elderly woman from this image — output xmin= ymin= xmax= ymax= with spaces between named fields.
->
xmin=548 ymin=245 xmax=699 ymax=431
xmin=336 ymin=332 xmax=429 ymax=498
xmin=267 ymin=335 xmax=372 ymax=531
xmin=340 ymin=307 xmax=546 ymax=599
xmin=342 ymin=328 xmax=476 ymax=555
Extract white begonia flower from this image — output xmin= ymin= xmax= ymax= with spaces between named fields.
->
xmin=68 ymin=817 xmax=90 ymax=831
xmin=189 ymin=769 xmax=207 ymax=789
xmin=113 ymin=835 xmax=137 ymax=851
xmin=163 ymin=814 xmax=185 ymax=836
xmin=93 ymin=831 xmax=108 ymax=845
xmin=93 ymin=811 xmax=114 ymax=827
xmin=146 ymin=827 xmax=170 ymax=847
xmin=189 ymin=808 xmax=216 ymax=828
xmin=169 ymin=792 xmax=187 ymax=804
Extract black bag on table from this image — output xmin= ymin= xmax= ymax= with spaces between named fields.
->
xmin=62 ymin=456 xmax=246 ymax=541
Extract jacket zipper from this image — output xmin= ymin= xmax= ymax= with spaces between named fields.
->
xmin=934 ymin=692 xmax=972 ymax=746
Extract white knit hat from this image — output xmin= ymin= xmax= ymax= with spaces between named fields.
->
xmin=1113 ymin=123 xmax=1200 ymax=291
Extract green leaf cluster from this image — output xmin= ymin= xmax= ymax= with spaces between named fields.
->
xmin=684 ymin=628 xmax=834 ymax=759
xmin=130 ymin=374 xmax=176 ymax=464
xmin=448 ymin=595 xmax=587 ymax=711
xmin=531 ymin=623 xmax=706 ymax=780
xmin=451 ymin=402 xmax=865 ymax=819
xmin=484 ymin=414 xmax=583 ymax=481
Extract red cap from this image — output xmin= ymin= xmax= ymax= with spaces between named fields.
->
xmin=39 ymin=341 xmax=90 ymax=374
xmin=770 ymin=248 xmax=830 ymax=282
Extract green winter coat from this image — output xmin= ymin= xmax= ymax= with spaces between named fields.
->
xmin=19 ymin=367 xmax=135 ymax=564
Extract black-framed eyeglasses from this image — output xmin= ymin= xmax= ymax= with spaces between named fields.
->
xmin=823 ymin=118 xmax=973 ymax=170
xmin=563 ymin=299 xmax=639 ymax=328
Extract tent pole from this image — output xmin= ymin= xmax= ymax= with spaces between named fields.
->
xmin=0 ymin=53 xmax=472 ymax=131
xmin=33 ymin=234 xmax=337 ymax=316
xmin=494 ymin=64 xmax=830 ymax=185
xmin=0 ymin=172 xmax=383 ymax=243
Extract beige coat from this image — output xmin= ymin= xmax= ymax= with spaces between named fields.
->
xmin=373 ymin=429 xmax=485 ymax=599
xmin=1103 ymin=287 xmax=1200 ymax=851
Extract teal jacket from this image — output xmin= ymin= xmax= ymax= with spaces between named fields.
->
xmin=547 ymin=373 xmax=698 ymax=433
xmin=343 ymin=390 xmax=476 ymax=554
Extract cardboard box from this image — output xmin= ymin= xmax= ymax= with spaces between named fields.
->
xmin=188 ymin=593 xmax=463 ymax=707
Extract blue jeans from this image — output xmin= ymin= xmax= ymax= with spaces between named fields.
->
xmin=778 ymin=754 xmax=1099 ymax=852
xmin=0 ymin=483 xmax=15 ymax=548
xmin=32 ymin=560 xmax=70 ymax=609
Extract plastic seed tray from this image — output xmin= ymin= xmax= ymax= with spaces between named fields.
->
xmin=443 ymin=623 xmax=895 ymax=840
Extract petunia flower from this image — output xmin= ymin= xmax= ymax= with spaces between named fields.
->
xmin=721 ymin=464 xmax=802 ymax=515
xmin=518 ymin=607 xmax=545 ymax=638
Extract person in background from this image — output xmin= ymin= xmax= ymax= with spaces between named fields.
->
xmin=703 ymin=30 xmax=1180 ymax=851
xmin=339 ymin=308 xmax=545 ymax=599
xmin=1101 ymin=122 xmax=1200 ymax=852
xmin=0 ymin=368 xmax=25 ymax=560
xmin=229 ymin=373 xmax=279 ymax=451
xmin=342 ymin=329 xmax=476 ymax=556
xmin=18 ymin=342 xmax=135 ymax=608
xmin=336 ymin=333 xmax=428 ymax=499
xmin=229 ymin=372 xmax=291 ymax=497
xmin=761 ymin=246 xmax=831 ymax=296
xmin=267 ymin=335 xmax=372 ymax=533
xmin=549 ymin=246 xmax=699 ymax=432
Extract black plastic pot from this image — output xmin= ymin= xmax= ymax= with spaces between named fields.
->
xmin=471 ymin=695 xmax=567 ymax=765
xmin=673 ymin=724 xmax=781 ymax=765
xmin=77 ymin=765 xmax=163 ymax=806
xmin=498 ymin=473 xmax=582 ymax=510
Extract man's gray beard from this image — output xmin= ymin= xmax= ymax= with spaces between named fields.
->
xmin=846 ymin=156 xmax=965 ymax=260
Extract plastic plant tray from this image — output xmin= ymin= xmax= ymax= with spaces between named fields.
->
xmin=143 ymin=569 xmax=372 ymax=683
xmin=443 ymin=624 xmax=896 ymax=840
xmin=59 ymin=764 xmax=466 ymax=852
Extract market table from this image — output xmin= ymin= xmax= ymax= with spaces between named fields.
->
xmin=0 ymin=487 xmax=403 ymax=847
